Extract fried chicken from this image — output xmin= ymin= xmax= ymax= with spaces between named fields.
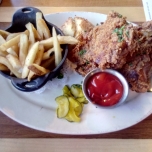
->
xmin=120 ymin=21 xmax=152 ymax=92
xmin=68 ymin=11 xmax=134 ymax=75
xmin=61 ymin=17 xmax=94 ymax=39
xmin=62 ymin=11 xmax=152 ymax=92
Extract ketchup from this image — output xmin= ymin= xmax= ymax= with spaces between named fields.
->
xmin=86 ymin=72 xmax=123 ymax=106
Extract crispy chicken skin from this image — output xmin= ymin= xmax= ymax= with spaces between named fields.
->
xmin=62 ymin=11 xmax=152 ymax=92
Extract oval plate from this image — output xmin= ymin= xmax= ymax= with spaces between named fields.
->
xmin=0 ymin=12 xmax=152 ymax=134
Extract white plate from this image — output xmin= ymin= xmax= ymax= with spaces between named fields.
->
xmin=0 ymin=12 xmax=152 ymax=135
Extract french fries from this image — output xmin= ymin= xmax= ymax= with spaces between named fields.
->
xmin=0 ymin=35 xmax=20 ymax=52
xmin=26 ymin=23 xmax=36 ymax=44
xmin=28 ymin=63 xmax=50 ymax=76
xmin=36 ymin=12 xmax=43 ymax=39
xmin=41 ymin=56 xmax=55 ymax=69
xmin=0 ymin=30 xmax=9 ymax=39
xmin=0 ymin=35 xmax=6 ymax=45
xmin=42 ymin=47 xmax=54 ymax=60
xmin=0 ymin=63 xmax=9 ymax=71
xmin=0 ymin=56 xmax=21 ymax=78
xmin=6 ymin=54 xmax=22 ymax=72
xmin=6 ymin=30 xmax=29 ymax=41
xmin=19 ymin=34 xmax=29 ymax=65
xmin=12 ymin=45 xmax=19 ymax=56
xmin=22 ymin=41 xmax=39 ymax=78
xmin=34 ymin=44 xmax=44 ymax=64
xmin=40 ymin=35 xmax=78 ymax=49
xmin=28 ymin=44 xmax=44 ymax=81
xmin=37 ymin=19 xmax=51 ymax=39
xmin=52 ymin=27 xmax=62 ymax=66
xmin=0 ymin=12 xmax=78 ymax=81
xmin=0 ymin=50 xmax=8 ymax=57
xmin=6 ymin=47 xmax=18 ymax=57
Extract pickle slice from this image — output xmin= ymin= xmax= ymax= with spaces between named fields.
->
xmin=64 ymin=114 xmax=73 ymax=122
xmin=65 ymin=97 xmax=81 ymax=122
xmin=74 ymin=100 xmax=83 ymax=116
xmin=70 ymin=84 xmax=84 ymax=98
xmin=76 ymin=97 xmax=88 ymax=104
xmin=55 ymin=95 xmax=69 ymax=118
xmin=70 ymin=97 xmax=82 ymax=119
xmin=55 ymin=84 xmax=88 ymax=122
xmin=62 ymin=85 xmax=72 ymax=97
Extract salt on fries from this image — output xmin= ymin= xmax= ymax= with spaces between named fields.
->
xmin=0 ymin=12 xmax=78 ymax=81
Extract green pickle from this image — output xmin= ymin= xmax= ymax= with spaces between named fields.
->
xmin=62 ymin=85 xmax=72 ymax=97
xmin=70 ymin=84 xmax=84 ymax=98
xmin=76 ymin=97 xmax=88 ymax=104
xmin=55 ymin=95 xmax=69 ymax=118
xmin=65 ymin=97 xmax=81 ymax=122
xmin=55 ymin=84 xmax=88 ymax=122
xmin=70 ymin=97 xmax=83 ymax=117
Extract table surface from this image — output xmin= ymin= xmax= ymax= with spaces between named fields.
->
xmin=1 ymin=0 xmax=152 ymax=139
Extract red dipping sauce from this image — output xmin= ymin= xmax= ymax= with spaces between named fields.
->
xmin=86 ymin=72 xmax=123 ymax=106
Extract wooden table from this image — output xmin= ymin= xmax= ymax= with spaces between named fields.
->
xmin=1 ymin=0 xmax=152 ymax=140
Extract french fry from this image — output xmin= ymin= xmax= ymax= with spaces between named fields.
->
xmin=42 ymin=47 xmax=63 ymax=61
xmin=58 ymin=35 xmax=78 ymax=44
xmin=37 ymin=18 xmax=51 ymax=39
xmin=0 ymin=51 xmax=8 ymax=57
xmin=0 ymin=14 xmax=74 ymax=82
xmin=36 ymin=12 xmax=43 ymax=20
xmin=22 ymin=42 xmax=39 ymax=78
xmin=42 ymin=47 xmax=54 ymax=60
xmin=11 ymin=45 xmax=19 ymax=57
xmin=19 ymin=34 xmax=29 ymax=65
xmin=25 ymin=22 xmax=41 ymax=41
xmin=0 ymin=35 xmax=6 ymax=45
xmin=6 ymin=33 xmax=20 ymax=41
xmin=32 ymin=26 xmax=41 ymax=40
xmin=39 ymin=37 xmax=53 ymax=49
xmin=36 ymin=12 xmax=43 ymax=39
xmin=0 ymin=56 xmax=21 ymax=78
xmin=28 ymin=63 xmax=50 ymax=76
xmin=40 ymin=35 xmax=78 ymax=49
xmin=6 ymin=54 xmax=22 ymax=72
xmin=6 ymin=30 xmax=29 ymax=41
xmin=52 ymin=27 xmax=62 ymax=66
xmin=0 ymin=34 xmax=20 ymax=51
xmin=6 ymin=47 xmax=18 ymax=57
xmin=34 ymin=44 xmax=44 ymax=64
xmin=28 ymin=44 xmax=44 ymax=81
xmin=41 ymin=56 xmax=55 ymax=69
xmin=0 ymin=63 xmax=9 ymax=71
xmin=0 ymin=30 xmax=9 ymax=39
xmin=26 ymin=22 xmax=36 ymax=44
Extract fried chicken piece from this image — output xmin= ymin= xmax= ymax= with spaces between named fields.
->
xmin=64 ymin=11 xmax=152 ymax=92
xmin=120 ymin=21 xmax=152 ymax=92
xmin=120 ymin=55 xmax=152 ymax=92
xmin=85 ymin=12 xmax=136 ymax=69
xmin=61 ymin=17 xmax=76 ymax=37
xmin=68 ymin=11 xmax=134 ymax=75
xmin=61 ymin=17 xmax=94 ymax=39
